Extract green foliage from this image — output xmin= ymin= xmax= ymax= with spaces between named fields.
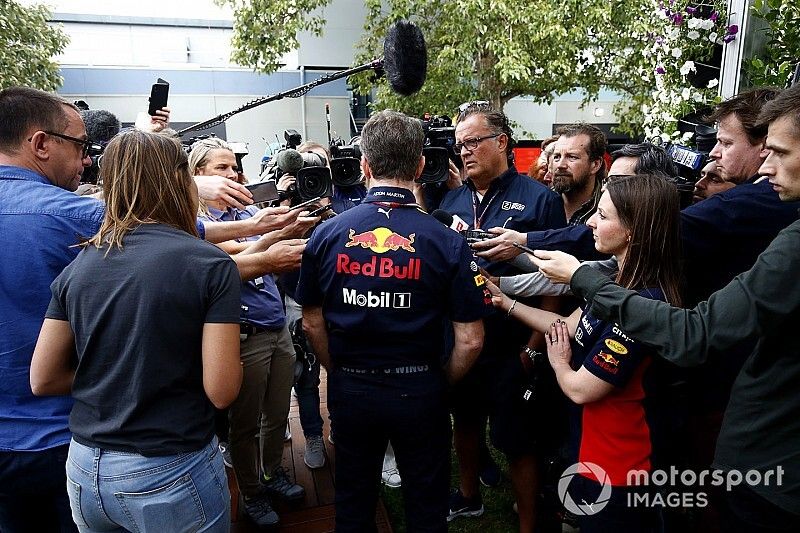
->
xmin=745 ymin=0 xmax=800 ymax=88
xmin=0 ymin=0 xmax=69 ymax=91
xmin=216 ymin=0 xmax=333 ymax=73
xmin=349 ymin=0 xmax=646 ymax=118
xmin=222 ymin=0 xmax=729 ymax=139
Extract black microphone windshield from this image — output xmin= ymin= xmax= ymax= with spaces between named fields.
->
xmin=80 ymin=109 xmax=121 ymax=143
xmin=432 ymin=209 xmax=453 ymax=227
xmin=275 ymin=149 xmax=304 ymax=173
xmin=383 ymin=20 xmax=427 ymax=96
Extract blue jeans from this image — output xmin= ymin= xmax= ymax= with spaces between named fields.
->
xmin=66 ymin=438 xmax=230 ymax=533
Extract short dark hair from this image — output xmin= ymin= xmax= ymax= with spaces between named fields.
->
xmin=611 ymin=143 xmax=678 ymax=178
xmin=756 ymin=83 xmax=800 ymax=136
xmin=555 ymin=123 xmax=607 ymax=163
xmin=360 ymin=110 xmax=424 ymax=181
xmin=0 ymin=86 xmax=75 ymax=154
xmin=458 ymin=104 xmax=516 ymax=155
xmin=708 ymin=87 xmax=782 ymax=144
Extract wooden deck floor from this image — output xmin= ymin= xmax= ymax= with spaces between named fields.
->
xmin=230 ymin=368 xmax=393 ymax=532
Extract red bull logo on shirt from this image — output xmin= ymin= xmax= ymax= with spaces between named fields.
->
xmin=345 ymin=227 xmax=415 ymax=253
xmin=593 ymin=352 xmax=620 ymax=374
xmin=336 ymin=254 xmax=422 ymax=280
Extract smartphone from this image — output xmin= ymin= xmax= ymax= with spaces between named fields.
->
xmin=148 ymin=78 xmax=169 ymax=116
xmin=289 ymin=196 xmax=324 ymax=212
xmin=512 ymin=242 xmax=538 ymax=255
xmin=244 ymin=181 xmax=280 ymax=204
xmin=308 ymin=204 xmax=333 ymax=217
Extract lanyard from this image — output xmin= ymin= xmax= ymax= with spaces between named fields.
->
xmin=471 ymin=188 xmax=501 ymax=229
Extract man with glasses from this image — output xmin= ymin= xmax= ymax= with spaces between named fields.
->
xmin=439 ymin=103 xmax=565 ymax=531
xmin=0 ymin=86 xmax=102 ymax=532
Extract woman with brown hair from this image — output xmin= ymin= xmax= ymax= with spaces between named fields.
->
xmin=488 ymin=174 xmax=682 ymax=532
xmin=30 ymin=129 xmax=243 ymax=533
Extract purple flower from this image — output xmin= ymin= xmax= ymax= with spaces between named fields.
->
xmin=672 ymin=13 xmax=684 ymax=25
xmin=710 ymin=11 xmax=718 ymax=22
xmin=686 ymin=6 xmax=697 ymax=15
xmin=656 ymin=36 xmax=664 ymax=44
xmin=723 ymin=34 xmax=736 ymax=43
xmin=727 ymin=24 xmax=739 ymax=35
xmin=656 ymin=66 xmax=666 ymax=75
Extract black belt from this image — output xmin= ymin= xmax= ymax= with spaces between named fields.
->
xmin=338 ymin=364 xmax=431 ymax=375
xmin=240 ymin=323 xmax=270 ymax=336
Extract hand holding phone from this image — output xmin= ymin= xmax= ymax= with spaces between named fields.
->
xmin=244 ymin=181 xmax=280 ymax=204
xmin=148 ymin=78 xmax=169 ymax=116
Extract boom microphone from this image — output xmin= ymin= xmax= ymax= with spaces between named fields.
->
xmin=383 ymin=19 xmax=427 ymax=96
xmin=178 ymin=21 xmax=428 ymax=136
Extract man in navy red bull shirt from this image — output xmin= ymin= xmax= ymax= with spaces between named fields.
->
xmin=297 ymin=110 xmax=491 ymax=532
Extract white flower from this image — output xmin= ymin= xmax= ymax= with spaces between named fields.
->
xmin=659 ymin=91 xmax=671 ymax=103
xmin=708 ymin=32 xmax=718 ymax=42
xmin=662 ymin=111 xmax=675 ymax=121
xmin=687 ymin=18 xmax=701 ymax=29
xmin=708 ymin=78 xmax=719 ymax=89
xmin=681 ymin=131 xmax=695 ymax=143
xmin=687 ymin=30 xmax=700 ymax=40
xmin=700 ymin=19 xmax=715 ymax=31
xmin=660 ymin=133 xmax=671 ymax=143
xmin=641 ymin=104 xmax=650 ymax=114
xmin=682 ymin=87 xmax=691 ymax=100
xmin=680 ymin=61 xmax=696 ymax=76
xmin=693 ymin=92 xmax=705 ymax=102
xmin=672 ymin=47 xmax=683 ymax=58
xmin=534 ymin=67 xmax=544 ymax=75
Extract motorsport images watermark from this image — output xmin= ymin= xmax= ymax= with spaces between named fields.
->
xmin=558 ymin=462 xmax=785 ymax=515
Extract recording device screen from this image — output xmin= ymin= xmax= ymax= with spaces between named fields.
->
xmin=245 ymin=181 xmax=280 ymax=204
xmin=148 ymin=78 xmax=169 ymax=116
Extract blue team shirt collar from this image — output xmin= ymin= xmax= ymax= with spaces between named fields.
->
xmin=0 ymin=165 xmax=51 ymax=185
xmin=465 ymin=166 xmax=517 ymax=194
xmin=364 ymin=186 xmax=417 ymax=204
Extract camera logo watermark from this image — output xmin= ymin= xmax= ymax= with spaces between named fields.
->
xmin=557 ymin=462 xmax=612 ymax=516
xmin=559 ymin=462 xmax=785 ymax=513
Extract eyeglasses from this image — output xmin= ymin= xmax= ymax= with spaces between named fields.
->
xmin=454 ymin=133 xmax=502 ymax=153
xmin=28 ymin=130 xmax=94 ymax=158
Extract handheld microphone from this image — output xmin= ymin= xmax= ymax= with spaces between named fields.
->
xmin=432 ymin=209 xmax=470 ymax=232
xmin=383 ymin=19 xmax=427 ymax=96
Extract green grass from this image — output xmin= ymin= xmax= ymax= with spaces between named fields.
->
xmin=381 ymin=446 xmax=519 ymax=533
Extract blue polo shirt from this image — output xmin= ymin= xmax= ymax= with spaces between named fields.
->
xmin=0 ymin=165 xmax=104 ymax=451
xmin=199 ymin=206 xmax=285 ymax=329
xmin=296 ymin=186 xmax=493 ymax=369
xmin=439 ymin=168 xmax=566 ymax=275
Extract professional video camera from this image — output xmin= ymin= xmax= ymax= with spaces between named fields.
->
xmin=329 ymin=136 xmax=364 ymax=188
xmin=260 ymin=130 xmax=333 ymax=205
xmin=655 ymin=114 xmax=718 ymax=208
xmin=420 ymin=114 xmax=459 ymax=184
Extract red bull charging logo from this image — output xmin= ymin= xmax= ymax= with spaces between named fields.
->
xmin=345 ymin=227 xmax=416 ymax=253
